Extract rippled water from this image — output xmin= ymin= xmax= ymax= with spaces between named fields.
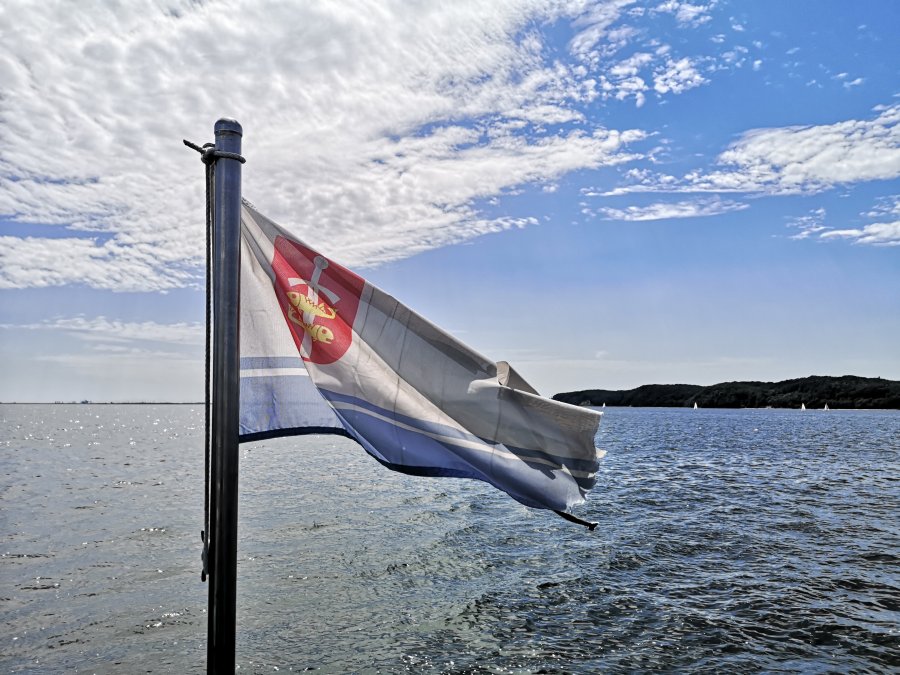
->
xmin=1 ymin=404 xmax=898 ymax=673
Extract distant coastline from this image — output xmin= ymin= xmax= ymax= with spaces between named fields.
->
xmin=553 ymin=375 xmax=900 ymax=410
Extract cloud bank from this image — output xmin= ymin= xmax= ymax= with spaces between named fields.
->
xmin=0 ymin=0 xmax=660 ymax=290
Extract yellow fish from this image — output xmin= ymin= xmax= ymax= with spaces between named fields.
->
xmin=287 ymin=291 xmax=336 ymax=320
xmin=302 ymin=323 xmax=334 ymax=345
xmin=288 ymin=310 xmax=335 ymax=344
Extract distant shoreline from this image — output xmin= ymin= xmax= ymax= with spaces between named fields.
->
xmin=2 ymin=402 xmax=898 ymax=411
xmin=4 ymin=375 xmax=900 ymax=409
xmin=553 ymin=375 xmax=900 ymax=410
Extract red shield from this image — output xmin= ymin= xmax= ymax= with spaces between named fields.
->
xmin=271 ymin=236 xmax=364 ymax=365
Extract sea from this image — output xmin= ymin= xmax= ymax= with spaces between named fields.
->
xmin=1 ymin=404 xmax=898 ymax=674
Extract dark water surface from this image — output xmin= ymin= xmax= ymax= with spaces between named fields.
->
xmin=1 ymin=404 xmax=898 ymax=673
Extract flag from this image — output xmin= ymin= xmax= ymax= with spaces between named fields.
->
xmin=238 ymin=201 xmax=603 ymax=515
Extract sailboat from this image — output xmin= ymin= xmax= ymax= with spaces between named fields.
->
xmin=602 ymin=402 xmax=606 ymax=408
xmin=824 ymin=403 xmax=829 ymax=411
xmin=693 ymin=402 xmax=698 ymax=409
xmin=801 ymin=403 xmax=806 ymax=410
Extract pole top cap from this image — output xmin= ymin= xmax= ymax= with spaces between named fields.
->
xmin=215 ymin=118 xmax=243 ymax=136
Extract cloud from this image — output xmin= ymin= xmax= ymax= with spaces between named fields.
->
xmin=590 ymin=47 xmax=714 ymax=107
xmin=822 ymin=196 xmax=900 ymax=246
xmin=720 ymin=45 xmax=749 ymax=68
xmin=820 ymin=221 xmax=900 ymax=246
xmin=608 ymin=104 xmax=900 ymax=196
xmin=566 ymin=0 xmax=727 ymax=108
xmin=653 ymin=1 xmax=714 ymax=26
xmin=593 ymin=197 xmax=747 ymax=221
xmin=787 ymin=207 xmax=829 ymax=240
xmin=653 ymin=56 xmax=707 ymax=94
xmin=0 ymin=235 xmax=194 ymax=291
xmin=862 ymin=194 xmax=900 ymax=219
xmin=568 ymin=0 xmax=640 ymax=63
xmin=35 ymin=348 xmax=200 ymax=365
xmin=693 ymin=104 xmax=900 ymax=192
xmin=788 ymin=199 xmax=900 ymax=246
xmin=3 ymin=315 xmax=204 ymax=345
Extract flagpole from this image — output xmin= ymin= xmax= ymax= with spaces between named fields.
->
xmin=208 ymin=118 xmax=243 ymax=673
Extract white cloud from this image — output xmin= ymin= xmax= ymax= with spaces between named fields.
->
xmin=594 ymin=197 xmax=747 ymax=221
xmin=693 ymin=104 xmax=900 ymax=193
xmin=586 ymin=105 xmax=900 ymax=205
xmin=653 ymin=56 xmax=707 ymax=94
xmin=35 ymin=348 xmax=200 ymax=365
xmin=0 ymin=235 xmax=194 ymax=291
xmin=593 ymin=48 xmax=715 ymax=107
xmin=603 ymin=105 xmax=900 ymax=196
xmin=674 ymin=3 xmax=713 ymax=25
xmin=862 ymin=194 xmax=900 ymax=219
xmin=569 ymin=0 xmax=639 ymax=63
xmin=653 ymin=1 xmax=714 ymax=26
xmin=3 ymin=315 xmax=204 ymax=345
xmin=787 ymin=208 xmax=829 ymax=240
xmin=720 ymin=45 xmax=749 ymax=68
xmin=609 ymin=51 xmax=655 ymax=79
xmin=820 ymin=196 xmax=900 ymax=246
xmin=570 ymin=1 xmax=720 ymax=107
xmin=820 ymin=221 xmax=900 ymax=246
xmin=788 ymin=199 xmax=900 ymax=247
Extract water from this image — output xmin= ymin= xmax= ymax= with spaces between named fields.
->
xmin=1 ymin=405 xmax=898 ymax=673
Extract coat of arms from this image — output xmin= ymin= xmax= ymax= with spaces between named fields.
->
xmin=271 ymin=237 xmax=364 ymax=365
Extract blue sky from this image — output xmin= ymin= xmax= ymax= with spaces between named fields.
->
xmin=1 ymin=0 xmax=898 ymax=402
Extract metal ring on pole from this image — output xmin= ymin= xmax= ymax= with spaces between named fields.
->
xmin=183 ymin=139 xmax=247 ymax=165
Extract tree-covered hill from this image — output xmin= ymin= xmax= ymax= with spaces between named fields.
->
xmin=552 ymin=376 xmax=900 ymax=409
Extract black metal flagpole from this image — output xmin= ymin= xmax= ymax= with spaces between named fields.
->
xmin=207 ymin=118 xmax=243 ymax=673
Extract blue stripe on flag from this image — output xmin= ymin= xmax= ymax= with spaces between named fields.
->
xmin=239 ymin=356 xmax=306 ymax=370
xmin=239 ymin=373 xmax=343 ymax=440
xmin=318 ymin=389 xmax=596 ymax=486
xmin=327 ymin=402 xmax=587 ymax=510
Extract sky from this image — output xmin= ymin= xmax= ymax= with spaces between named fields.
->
xmin=0 ymin=0 xmax=898 ymax=402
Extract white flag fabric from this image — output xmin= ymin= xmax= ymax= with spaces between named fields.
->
xmin=239 ymin=202 xmax=603 ymax=513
